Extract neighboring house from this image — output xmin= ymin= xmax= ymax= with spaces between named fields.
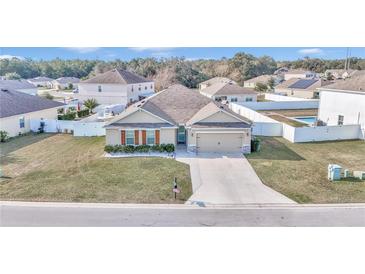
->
xmin=76 ymin=69 xmax=154 ymax=106
xmin=198 ymin=77 xmax=235 ymax=90
xmin=105 ymin=84 xmax=252 ymax=153
xmin=200 ymin=82 xmax=257 ymax=103
xmin=0 ymin=79 xmax=38 ymax=95
xmin=275 ymin=78 xmax=333 ymax=99
xmin=0 ymin=88 xmax=64 ymax=137
xmin=274 ymin=67 xmax=289 ymax=75
xmin=317 ymin=74 xmax=365 ymax=138
xmin=283 ymin=69 xmax=316 ymax=81
xmin=27 ymin=76 xmax=54 ymax=88
xmin=243 ymin=75 xmax=279 ymax=89
xmin=52 ymin=77 xmax=80 ymax=90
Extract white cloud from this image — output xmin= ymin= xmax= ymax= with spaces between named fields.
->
xmin=129 ymin=47 xmax=175 ymax=52
xmin=0 ymin=54 xmax=25 ymax=60
xmin=66 ymin=47 xmax=101 ymax=54
xmin=298 ymin=48 xmax=324 ymax=55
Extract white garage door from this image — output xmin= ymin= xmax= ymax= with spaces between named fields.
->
xmin=197 ymin=133 xmax=243 ymax=153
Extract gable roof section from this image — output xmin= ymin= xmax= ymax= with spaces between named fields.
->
xmin=82 ymin=69 xmax=151 ymax=84
xmin=201 ymin=82 xmax=257 ymax=96
xmin=199 ymin=77 xmax=235 ymax=86
xmin=28 ymin=76 xmax=54 ymax=82
xmin=319 ymin=73 xmax=365 ymax=92
xmin=0 ymin=89 xmax=64 ymax=118
xmin=0 ymin=79 xmax=37 ymax=90
xmin=276 ymin=78 xmax=333 ymax=90
xmin=245 ymin=75 xmax=273 ymax=84
xmin=55 ymin=77 xmax=80 ymax=84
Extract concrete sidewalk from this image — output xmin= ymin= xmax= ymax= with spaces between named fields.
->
xmin=176 ymin=152 xmax=295 ymax=205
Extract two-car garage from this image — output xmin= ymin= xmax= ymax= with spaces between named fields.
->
xmin=196 ymin=132 xmax=249 ymax=153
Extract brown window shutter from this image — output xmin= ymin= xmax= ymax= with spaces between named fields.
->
xmin=142 ymin=130 xmax=146 ymax=145
xmin=134 ymin=130 xmax=139 ymax=145
xmin=121 ymin=130 xmax=126 ymax=145
xmin=155 ymin=130 xmax=160 ymax=145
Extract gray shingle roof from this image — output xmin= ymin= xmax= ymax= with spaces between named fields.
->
xmin=320 ymin=73 xmax=365 ymax=92
xmin=28 ymin=76 xmax=54 ymax=82
xmin=0 ymin=79 xmax=37 ymax=90
xmin=191 ymin=122 xmax=250 ymax=128
xmin=55 ymin=77 xmax=80 ymax=84
xmin=244 ymin=75 xmax=273 ymax=84
xmin=0 ymin=89 xmax=64 ymax=118
xmin=82 ymin=69 xmax=151 ymax=84
xmin=105 ymin=123 xmax=175 ymax=129
xmin=201 ymin=82 xmax=257 ymax=96
xmin=199 ymin=77 xmax=235 ymax=86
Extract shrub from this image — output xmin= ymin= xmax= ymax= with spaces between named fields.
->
xmin=77 ymin=109 xmax=89 ymax=118
xmin=58 ymin=112 xmax=76 ymax=120
xmin=0 ymin=130 xmax=9 ymax=142
xmin=104 ymin=144 xmax=175 ymax=154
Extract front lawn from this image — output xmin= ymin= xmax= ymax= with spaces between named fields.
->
xmin=0 ymin=134 xmax=192 ymax=203
xmin=246 ymin=137 xmax=365 ymax=203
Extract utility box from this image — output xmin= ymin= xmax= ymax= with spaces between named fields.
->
xmin=353 ymin=171 xmax=365 ymax=180
xmin=328 ymin=164 xmax=342 ymax=181
xmin=343 ymin=169 xmax=350 ymax=178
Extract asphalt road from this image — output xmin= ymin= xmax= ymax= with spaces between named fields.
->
xmin=1 ymin=202 xmax=364 ymax=226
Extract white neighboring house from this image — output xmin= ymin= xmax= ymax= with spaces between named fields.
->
xmin=317 ymin=75 xmax=365 ymax=139
xmin=0 ymin=88 xmax=64 ymax=137
xmin=0 ymin=79 xmax=38 ymax=95
xmin=76 ymin=68 xmax=155 ymax=106
xmin=200 ymin=82 xmax=257 ymax=103
xmin=283 ymin=69 xmax=316 ymax=81
xmin=27 ymin=76 xmax=54 ymax=88
xmin=52 ymin=77 xmax=80 ymax=90
xmin=198 ymin=77 xmax=235 ymax=90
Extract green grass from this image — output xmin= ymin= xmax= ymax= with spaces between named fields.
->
xmin=267 ymin=114 xmax=308 ymax=127
xmin=246 ymin=137 xmax=365 ymax=203
xmin=0 ymin=134 xmax=192 ymax=203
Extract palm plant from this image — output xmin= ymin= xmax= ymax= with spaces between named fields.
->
xmin=83 ymin=99 xmax=98 ymax=113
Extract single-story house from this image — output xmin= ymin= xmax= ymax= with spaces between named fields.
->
xmin=198 ymin=77 xmax=236 ymax=90
xmin=243 ymin=75 xmax=279 ymax=89
xmin=27 ymin=76 xmax=54 ymax=88
xmin=0 ymin=88 xmax=64 ymax=137
xmin=200 ymin=82 xmax=257 ymax=103
xmin=317 ymin=74 xmax=365 ymax=138
xmin=275 ymin=78 xmax=333 ymax=99
xmin=52 ymin=77 xmax=80 ymax=90
xmin=76 ymin=68 xmax=154 ymax=106
xmin=283 ymin=69 xmax=316 ymax=81
xmin=105 ymin=84 xmax=252 ymax=153
xmin=0 ymin=79 xmax=38 ymax=95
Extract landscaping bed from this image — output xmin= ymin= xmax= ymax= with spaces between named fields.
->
xmin=246 ymin=137 xmax=365 ymax=203
xmin=0 ymin=134 xmax=192 ymax=203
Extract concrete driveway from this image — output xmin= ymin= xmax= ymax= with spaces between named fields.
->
xmin=176 ymin=152 xmax=295 ymax=205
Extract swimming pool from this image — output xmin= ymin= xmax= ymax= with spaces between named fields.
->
xmin=294 ymin=116 xmax=317 ymax=125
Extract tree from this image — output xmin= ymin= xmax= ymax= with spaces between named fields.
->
xmin=254 ymin=82 xmax=269 ymax=92
xmin=4 ymin=72 xmax=21 ymax=80
xmin=267 ymin=77 xmax=275 ymax=90
xmin=68 ymin=83 xmax=73 ymax=90
xmin=0 ymin=130 xmax=8 ymax=142
xmin=325 ymin=72 xmax=334 ymax=80
xmin=42 ymin=92 xmax=54 ymax=100
xmin=83 ymin=99 xmax=98 ymax=113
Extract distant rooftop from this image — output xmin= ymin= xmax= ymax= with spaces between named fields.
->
xmin=320 ymin=73 xmax=365 ymax=92
xmin=199 ymin=77 xmax=235 ymax=86
xmin=28 ymin=76 xmax=54 ymax=82
xmin=201 ymin=82 xmax=257 ymax=96
xmin=55 ymin=77 xmax=80 ymax=84
xmin=82 ymin=69 xmax=151 ymax=84
xmin=245 ymin=75 xmax=273 ymax=84
xmin=0 ymin=79 xmax=36 ymax=90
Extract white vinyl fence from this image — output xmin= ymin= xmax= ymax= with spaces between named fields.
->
xmin=282 ymin=124 xmax=361 ymax=143
xmin=265 ymin=93 xmax=318 ymax=102
xmin=30 ymin=119 xmax=105 ymax=136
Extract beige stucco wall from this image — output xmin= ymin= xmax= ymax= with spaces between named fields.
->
xmin=105 ymin=129 xmax=120 ymax=145
xmin=0 ymin=107 xmax=59 ymax=137
xmin=276 ymin=88 xmax=315 ymax=99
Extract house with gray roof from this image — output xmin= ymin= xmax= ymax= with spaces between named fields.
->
xmin=27 ymin=76 xmax=54 ymax=88
xmin=200 ymin=82 xmax=257 ymax=103
xmin=76 ymin=68 xmax=155 ymax=106
xmin=198 ymin=77 xmax=236 ymax=90
xmin=0 ymin=79 xmax=38 ymax=95
xmin=52 ymin=77 xmax=80 ymax=90
xmin=105 ymin=84 xmax=252 ymax=153
xmin=0 ymin=88 xmax=64 ymax=137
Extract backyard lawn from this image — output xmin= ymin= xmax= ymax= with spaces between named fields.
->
xmin=0 ymin=134 xmax=192 ymax=203
xmin=247 ymin=137 xmax=365 ymax=203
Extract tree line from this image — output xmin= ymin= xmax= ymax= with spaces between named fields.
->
xmin=1 ymin=53 xmax=364 ymax=91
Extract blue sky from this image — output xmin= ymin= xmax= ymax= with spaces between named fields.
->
xmin=0 ymin=47 xmax=364 ymax=61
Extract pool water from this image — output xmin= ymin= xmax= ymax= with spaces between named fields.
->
xmin=294 ymin=116 xmax=316 ymax=125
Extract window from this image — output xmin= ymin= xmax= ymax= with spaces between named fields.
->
xmin=19 ymin=117 xmax=25 ymax=128
xmin=126 ymin=130 xmax=135 ymax=145
xmin=230 ymin=97 xmax=238 ymax=102
xmin=150 ymin=84 xmax=153 ymax=89
xmin=131 ymin=86 xmax=134 ymax=92
xmin=146 ymin=130 xmax=155 ymax=145
xmin=98 ymin=85 xmax=102 ymax=92
xmin=245 ymin=97 xmax=253 ymax=102
xmin=138 ymin=86 xmax=141 ymax=91
xmin=338 ymin=115 xmax=344 ymax=125
xmin=145 ymin=86 xmax=147 ymax=90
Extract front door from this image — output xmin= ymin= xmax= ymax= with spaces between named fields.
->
xmin=178 ymin=126 xmax=186 ymax=144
